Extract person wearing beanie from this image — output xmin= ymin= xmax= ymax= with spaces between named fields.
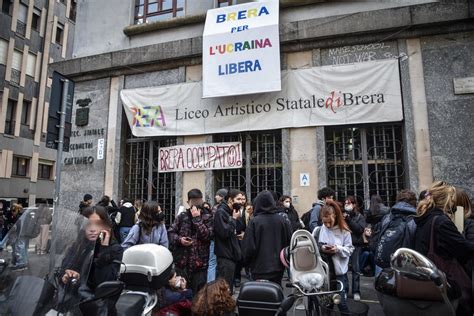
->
xmin=79 ymin=194 xmax=93 ymax=214
xmin=241 ymin=190 xmax=292 ymax=286
xmin=212 ymin=188 xmax=228 ymax=213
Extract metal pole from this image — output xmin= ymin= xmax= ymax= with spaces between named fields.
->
xmin=53 ymin=79 xmax=69 ymax=211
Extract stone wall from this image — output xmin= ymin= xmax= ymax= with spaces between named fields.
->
xmin=59 ymin=78 xmax=110 ymax=210
xmin=421 ymin=32 xmax=474 ymax=196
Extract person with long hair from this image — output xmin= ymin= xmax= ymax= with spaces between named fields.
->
xmin=278 ymin=195 xmax=303 ymax=232
xmin=414 ymin=181 xmax=474 ymax=316
xmin=121 ymin=201 xmax=168 ymax=249
xmin=313 ymin=200 xmax=353 ymax=313
xmin=343 ymin=195 xmax=366 ymax=301
xmin=192 ymin=279 xmax=236 ymax=316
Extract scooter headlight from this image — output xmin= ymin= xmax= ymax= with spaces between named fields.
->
xmin=332 ymin=294 xmax=341 ymax=305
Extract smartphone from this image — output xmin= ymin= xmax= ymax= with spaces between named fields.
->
xmin=98 ymin=232 xmax=104 ymax=242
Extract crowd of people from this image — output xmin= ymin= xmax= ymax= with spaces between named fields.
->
xmin=0 ymin=180 xmax=473 ymax=315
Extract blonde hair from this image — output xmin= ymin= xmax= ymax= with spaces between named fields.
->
xmin=416 ymin=181 xmax=456 ymax=217
xmin=455 ymin=189 xmax=472 ymax=219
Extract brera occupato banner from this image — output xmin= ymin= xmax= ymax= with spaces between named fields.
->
xmin=158 ymin=142 xmax=243 ymax=173
xmin=120 ymin=60 xmax=403 ymax=137
xmin=202 ymin=0 xmax=281 ymax=97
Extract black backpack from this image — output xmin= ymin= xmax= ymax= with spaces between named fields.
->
xmin=374 ymin=213 xmax=416 ymax=268
xmin=21 ymin=210 xmax=41 ymax=239
xmin=301 ymin=209 xmax=312 ymax=232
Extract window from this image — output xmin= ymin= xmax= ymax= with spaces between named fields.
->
xmin=0 ymin=38 xmax=8 ymax=65
xmin=26 ymin=52 xmax=36 ymax=77
xmin=5 ymin=99 xmax=16 ymax=135
xmin=134 ymin=0 xmax=184 ymax=24
xmin=38 ymin=163 xmax=52 ymax=180
xmin=11 ymin=49 xmax=22 ymax=84
xmin=69 ymin=0 xmax=77 ymax=22
xmin=31 ymin=8 xmax=41 ymax=31
xmin=55 ymin=22 xmax=64 ymax=45
xmin=217 ymin=0 xmax=232 ymax=7
xmin=125 ymin=136 xmax=177 ymax=226
xmin=12 ymin=156 xmax=29 ymax=177
xmin=1 ymin=0 xmax=12 ymax=15
xmin=326 ymin=124 xmax=405 ymax=207
xmin=16 ymin=3 xmax=28 ymax=36
xmin=214 ymin=130 xmax=283 ymax=200
xmin=21 ymin=100 xmax=30 ymax=125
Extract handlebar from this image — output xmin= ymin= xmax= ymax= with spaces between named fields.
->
xmin=292 ymin=280 xmax=344 ymax=297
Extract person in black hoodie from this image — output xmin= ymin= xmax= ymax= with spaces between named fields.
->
xmin=415 ymin=181 xmax=474 ymax=316
xmin=242 ymin=191 xmax=292 ymax=286
xmin=214 ymin=189 xmax=244 ymax=293
xmin=343 ymin=195 xmax=366 ymax=301
xmin=116 ymin=198 xmax=136 ymax=242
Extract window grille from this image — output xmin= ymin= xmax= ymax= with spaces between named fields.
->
xmin=326 ymin=124 xmax=405 ymax=207
xmin=214 ymin=130 xmax=283 ymax=201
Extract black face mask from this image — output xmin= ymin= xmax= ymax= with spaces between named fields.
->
xmin=154 ymin=212 xmax=165 ymax=223
xmin=232 ymin=203 xmax=242 ymax=211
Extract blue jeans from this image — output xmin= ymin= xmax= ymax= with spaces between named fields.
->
xmin=207 ymin=240 xmax=217 ymax=283
xmin=336 ymin=274 xmax=350 ymax=314
xmin=350 ymin=246 xmax=361 ymax=295
xmin=119 ymin=227 xmax=131 ymax=242
xmin=13 ymin=237 xmax=29 ymax=267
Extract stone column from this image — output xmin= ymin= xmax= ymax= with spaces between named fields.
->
xmin=407 ymin=38 xmax=433 ymax=191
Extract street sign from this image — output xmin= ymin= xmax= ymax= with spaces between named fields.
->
xmin=300 ymin=173 xmax=310 ymax=187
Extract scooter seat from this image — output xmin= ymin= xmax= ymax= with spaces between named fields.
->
xmin=116 ymin=293 xmax=146 ymax=316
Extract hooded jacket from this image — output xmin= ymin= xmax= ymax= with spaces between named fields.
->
xmin=414 ymin=208 xmax=474 ymax=263
xmin=118 ymin=202 xmax=136 ymax=228
xmin=345 ymin=211 xmax=366 ymax=246
xmin=214 ymin=203 xmax=241 ymax=262
xmin=242 ymin=191 xmax=292 ymax=275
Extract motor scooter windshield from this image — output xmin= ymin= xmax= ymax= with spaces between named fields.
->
xmin=0 ymin=205 xmax=97 ymax=315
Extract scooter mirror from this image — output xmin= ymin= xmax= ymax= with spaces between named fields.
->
xmin=390 ymin=248 xmax=442 ymax=282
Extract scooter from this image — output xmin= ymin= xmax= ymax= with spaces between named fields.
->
xmin=79 ymin=243 xmax=174 ymax=316
xmin=375 ymin=247 xmax=459 ymax=316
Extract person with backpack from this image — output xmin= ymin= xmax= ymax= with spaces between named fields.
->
xmin=343 ymin=196 xmax=366 ymax=301
xmin=278 ymin=195 xmax=303 ymax=232
xmin=121 ymin=201 xmax=168 ymax=249
xmin=373 ymin=189 xmax=418 ymax=276
xmin=307 ymin=187 xmax=335 ymax=232
xmin=415 ymin=181 xmax=474 ymax=316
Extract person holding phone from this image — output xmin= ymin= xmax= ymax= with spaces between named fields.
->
xmin=313 ymin=200 xmax=354 ymax=313
xmin=214 ymin=189 xmax=245 ymax=293
xmin=169 ymin=189 xmax=213 ymax=295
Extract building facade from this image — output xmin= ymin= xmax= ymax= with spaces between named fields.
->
xmin=0 ymin=0 xmax=76 ymax=207
xmin=52 ymin=0 xmax=474 ymax=222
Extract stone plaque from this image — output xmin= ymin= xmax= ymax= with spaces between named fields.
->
xmin=76 ymin=107 xmax=89 ymax=126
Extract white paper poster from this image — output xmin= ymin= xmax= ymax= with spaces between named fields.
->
xmin=202 ymin=0 xmax=281 ymax=97
xmin=121 ymin=60 xmax=403 ymax=137
xmin=158 ymin=142 xmax=243 ymax=173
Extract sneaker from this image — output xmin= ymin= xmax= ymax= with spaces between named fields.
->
xmin=11 ymin=265 xmax=28 ymax=272
xmin=354 ymin=293 xmax=361 ymax=301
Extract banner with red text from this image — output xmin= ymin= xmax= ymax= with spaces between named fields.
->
xmin=120 ymin=59 xmax=403 ymax=137
xmin=158 ymin=142 xmax=243 ymax=173
xmin=203 ymin=0 xmax=281 ymax=97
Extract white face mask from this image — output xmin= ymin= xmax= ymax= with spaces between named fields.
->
xmin=344 ymin=205 xmax=353 ymax=212
xmin=283 ymin=202 xmax=291 ymax=209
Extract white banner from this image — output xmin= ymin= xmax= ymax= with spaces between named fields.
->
xmin=203 ymin=0 xmax=281 ymax=97
xmin=120 ymin=60 xmax=403 ymax=137
xmin=158 ymin=142 xmax=243 ymax=173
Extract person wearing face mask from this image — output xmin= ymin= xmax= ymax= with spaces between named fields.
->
xmin=169 ymin=189 xmax=213 ymax=295
xmin=155 ymin=268 xmax=193 ymax=316
xmin=278 ymin=195 xmax=303 ymax=232
xmin=121 ymin=201 xmax=168 ymax=249
xmin=342 ymin=196 xmax=366 ymax=301
xmin=214 ymin=189 xmax=244 ymax=293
